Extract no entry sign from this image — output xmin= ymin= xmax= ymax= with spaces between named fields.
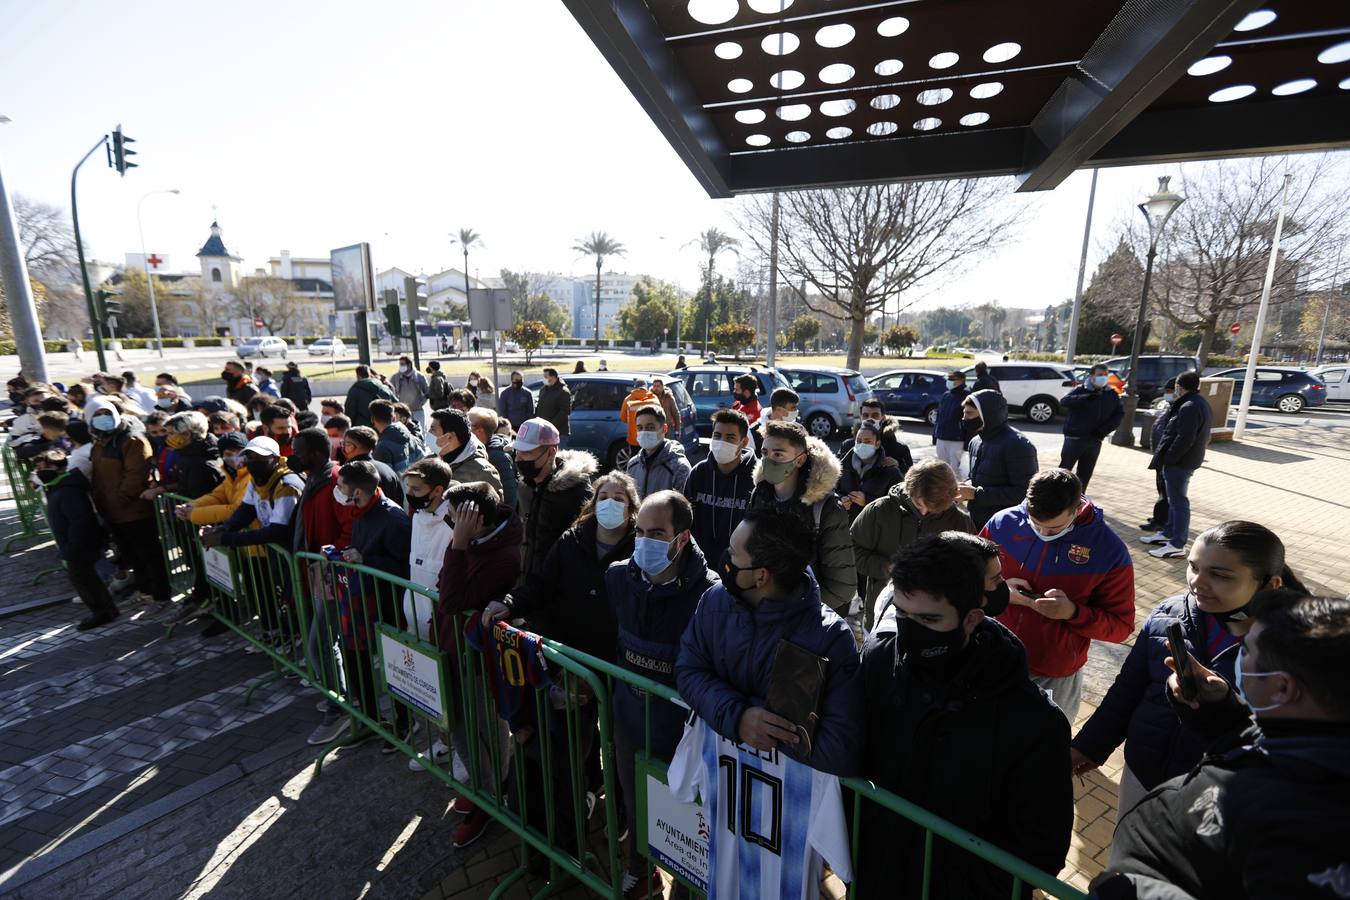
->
xmin=1230 ymin=322 xmax=1242 ymax=334
xmin=1110 ymin=333 xmax=1123 ymax=346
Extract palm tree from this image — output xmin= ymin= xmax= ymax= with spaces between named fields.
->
xmin=572 ymin=231 xmax=626 ymax=351
xmin=455 ymin=228 xmax=484 ymax=351
xmin=689 ymin=227 xmax=740 ymax=355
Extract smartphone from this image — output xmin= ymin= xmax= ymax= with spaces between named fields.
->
xmin=1167 ymin=622 xmax=1198 ymax=702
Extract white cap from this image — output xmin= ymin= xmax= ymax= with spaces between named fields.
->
xmin=244 ymin=436 xmax=280 ymax=457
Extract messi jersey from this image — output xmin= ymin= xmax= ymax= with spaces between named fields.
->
xmin=668 ymin=716 xmax=852 ymax=900
xmin=463 ymin=619 xmax=549 ymax=733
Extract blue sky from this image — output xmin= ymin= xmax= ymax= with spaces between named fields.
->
xmin=1 ymin=0 xmax=1208 ymax=311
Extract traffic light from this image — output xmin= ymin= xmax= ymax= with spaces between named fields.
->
xmin=383 ymin=302 xmax=402 ymax=337
xmin=404 ymin=276 xmax=428 ymax=322
xmin=110 ymin=125 xmax=137 ymax=176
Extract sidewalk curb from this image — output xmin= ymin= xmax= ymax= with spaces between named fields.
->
xmin=0 ymin=734 xmax=311 ymax=894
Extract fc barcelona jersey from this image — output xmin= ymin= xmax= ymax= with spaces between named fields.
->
xmin=463 ymin=618 xmax=549 ymax=733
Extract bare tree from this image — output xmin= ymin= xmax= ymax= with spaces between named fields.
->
xmin=1146 ymin=155 xmax=1348 ymax=367
xmin=232 ymin=276 xmax=299 ymax=335
xmin=2 ymin=194 xmax=87 ymax=338
xmin=739 ymin=179 xmax=1022 ymax=369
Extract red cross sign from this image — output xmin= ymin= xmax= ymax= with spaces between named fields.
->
xmin=146 ymin=253 xmax=164 ymax=269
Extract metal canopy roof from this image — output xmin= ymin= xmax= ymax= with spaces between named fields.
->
xmin=563 ymin=0 xmax=1350 ymax=195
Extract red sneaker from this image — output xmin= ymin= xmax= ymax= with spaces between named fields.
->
xmin=451 ymin=808 xmax=490 ymax=849
xmin=451 ymin=795 xmax=475 ymax=816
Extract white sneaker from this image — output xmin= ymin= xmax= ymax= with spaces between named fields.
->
xmin=1149 ymin=543 xmax=1186 ymax=559
xmin=408 ymin=739 xmax=451 ymax=772
xmin=1139 ymin=532 xmax=1170 ymax=545
xmin=451 ymin=749 xmax=469 ymax=783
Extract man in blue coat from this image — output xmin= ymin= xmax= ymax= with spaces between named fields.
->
xmin=675 ymin=510 xmax=862 ymax=777
xmin=1059 ymin=364 xmax=1124 ymax=491
xmin=1142 ymin=370 xmax=1210 ymax=559
xmin=931 ymin=369 xmax=970 ymax=478
xmin=957 ymin=389 xmax=1039 ymax=528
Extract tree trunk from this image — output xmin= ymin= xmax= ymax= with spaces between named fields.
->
xmin=847 ymin=302 xmax=866 ymax=370
xmin=1197 ymin=317 xmax=1218 ymax=369
xmin=594 ymin=261 xmax=602 ymax=350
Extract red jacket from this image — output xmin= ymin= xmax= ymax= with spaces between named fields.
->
xmin=733 ymin=397 xmax=761 ymax=426
xmin=299 ymin=464 xmax=353 ymax=552
xmin=437 ymin=512 xmax=523 ymax=653
xmin=982 ymin=499 xmax=1135 ymax=678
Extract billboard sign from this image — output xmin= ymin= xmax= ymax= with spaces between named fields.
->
xmin=331 ymin=243 xmax=374 ymax=312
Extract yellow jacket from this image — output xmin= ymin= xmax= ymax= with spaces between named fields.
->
xmin=189 ymin=467 xmax=253 ymax=525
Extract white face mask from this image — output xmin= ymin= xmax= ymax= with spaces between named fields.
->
xmin=1032 ymin=521 xmax=1075 ymax=542
xmin=781 ymin=410 xmax=798 ymax=423
xmin=637 ymin=430 xmax=662 ymax=451
xmin=1235 ymin=645 xmax=1289 ymax=714
xmin=854 ymin=442 xmax=877 ymax=461
xmin=595 ymin=497 xmax=627 ymax=530
xmin=333 ymin=485 xmax=352 ymax=506
xmin=399 ymin=365 xmax=411 ymax=374
xmin=709 ymin=439 xmax=741 ymax=465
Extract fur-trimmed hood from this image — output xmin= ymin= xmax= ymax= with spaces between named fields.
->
xmin=544 ymin=448 xmax=599 ymax=493
xmin=751 ymin=436 xmax=841 ymax=505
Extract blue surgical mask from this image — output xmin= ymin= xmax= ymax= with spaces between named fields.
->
xmin=1163 ymin=393 xmax=1176 ymax=403
xmin=1092 ymin=375 xmax=1109 ymax=388
xmin=595 ymin=497 xmax=627 ymax=530
xmin=854 ymin=443 xmax=877 ymax=461
xmin=1033 ymin=521 xmax=1074 ymax=542
xmin=632 ymin=536 xmax=675 ymax=577
xmin=1234 ymin=645 xmax=1288 ymax=714
xmin=945 ymin=379 xmax=958 ymax=390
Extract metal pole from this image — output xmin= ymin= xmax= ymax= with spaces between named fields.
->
xmin=1315 ymin=245 xmax=1343 ymax=367
xmin=765 ymin=191 xmax=780 ymax=368
xmin=489 ymin=296 xmax=500 ymax=393
xmin=72 ymin=135 xmax=109 ymax=372
xmin=1064 ymin=168 xmax=1098 ymax=365
xmin=1235 ymin=172 xmax=1292 ymax=440
xmin=137 ymin=190 xmax=175 ymax=358
xmin=1110 ymin=244 xmax=1157 ymax=447
xmin=0 ymin=146 xmax=48 ymax=382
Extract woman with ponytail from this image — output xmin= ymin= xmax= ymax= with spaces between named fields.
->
xmin=1069 ymin=520 xmax=1307 ymax=823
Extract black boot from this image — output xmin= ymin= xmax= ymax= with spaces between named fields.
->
xmin=78 ymin=608 xmax=120 ymax=631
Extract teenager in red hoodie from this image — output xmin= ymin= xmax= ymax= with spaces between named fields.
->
xmin=981 ymin=468 xmax=1134 ymax=723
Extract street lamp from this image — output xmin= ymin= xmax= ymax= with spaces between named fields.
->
xmin=1112 ymin=176 xmax=1185 ymax=447
xmin=136 ymin=188 xmax=180 ymax=358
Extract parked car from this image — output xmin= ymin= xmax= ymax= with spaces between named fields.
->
xmin=1312 ymin=364 xmax=1350 ymax=402
xmin=307 ymin=337 xmax=346 ymax=357
xmin=666 ymin=365 xmax=792 ymax=435
xmin=775 ymin=366 xmax=873 ymax=438
xmin=236 ymin=336 xmax=288 ymax=359
xmin=957 ymin=363 xmax=1078 ymax=423
xmin=868 ymin=369 xmax=949 ymax=426
xmin=1101 ymin=354 xmax=1198 ymax=404
xmin=526 ymin=372 xmax=699 ymax=470
xmin=1212 ymin=367 xmax=1327 ymax=413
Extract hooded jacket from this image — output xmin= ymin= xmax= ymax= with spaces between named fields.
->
xmin=984 ymin=499 xmax=1135 ymax=678
xmin=683 ymin=444 xmax=756 ymax=568
xmin=499 ymin=382 xmax=534 ymax=428
xmin=389 ymin=368 xmax=430 ymax=411
xmin=675 ymin=573 xmax=862 ymax=777
xmin=835 ymin=446 xmax=903 ymax=522
xmin=372 ymin=422 xmax=416 ymax=474
xmin=404 ymin=497 xmax=452 ymax=642
xmin=965 ymin=389 xmax=1039 ymax=528
xmin=619 ymin=386 xmax=658 ymax=445
xmin=42 ymin=468 xmax=103 ymax=563
xmin=510 ymin=516 xmax=634 ymax=660
xmin=1061 ymin=383 xmax=1125 ymax=440
xmin=1100 ymin=697 xmax=1350 ymax=900
xmin=1072 ymin=593 xmax=1239 ymax=791
xmin=172 ymin=435 xmax=225 ymax=502
xmin=280 ymin=370 xmax=312 ymax=409
xmin=851 ymin=483 xmax=975 ymax=616
xmin=856 ymin=619 xmax=1072 ymax=900
xmin=839 ymin=418 xmax=913 ymax=472
xmin=343 ymin=377 xmax=397 ymax=429
xmin=189 ymin=465 xmax=254 ymax=526
xmin=428 ymin=369 xmax=450 ymax=410
xmin=221 ymin=461 xmax=305 ymax=547
xmin=437 ymin=512 xmax=523 ymax=653
xmin=443 ymin=436 xmax=503 ymax=494
xmin=625 ymin=438 xmax=691 ymax=498
xmin=484 ymin=433 xmax=517 ymax=509
xmin=606 ymin=539 xmax=718 ymax=752
xmin=87 ymin=400 xmax=156 ymax=525
xmin=654 ymin=389 xmax=682 ymax=435
xmin=933 ymin=383 xmax=971 ymax=443
xmin=1149 ymin=389 xmax=1211 ymax=472
xmin=534 ymin=379 xmax=572 ymax=436
xmin=225 ymin=375 xmax=259 ymax=407
xmin=515 ymin=449 xmax=597 ymax=587
xmin=748 ymin=436 xmax=856 ymax=614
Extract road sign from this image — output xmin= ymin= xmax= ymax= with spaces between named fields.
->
xmin=467 ymin=288 xmax=514 ymax=333
xmin=253 ymin=317 xmax=264 ymax=328
xmin=1110 ymin=333 xmax=1123 ymax=346
xmin=1230 ymin=321 xmax=1242 ymax=334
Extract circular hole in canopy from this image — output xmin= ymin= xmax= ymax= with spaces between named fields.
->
xmin=815 ymin=24 xmax=855 ymax=48
xmin=1208 ymin=84 xmax=1256 ymax=103
xmin=728 ymin=77 xmax=754 ymax=94
xmin=745 ymin=133 xmax=771 ymax=147
xmin=1233 ymin=10 xmax=1276 ymax=31
xmin=747 ymin=0 xmax=793 ymax=11
xmin=715 ymin=42 xmax=744 ymax=61
xmin=770 ymin=69 xmax=805 ymax=90
xmin=687 ymin=0 xmax=739 ymax=26
xmin=877 ymin=16 xmax=909 ymax=37
xmin=761 ymin=32 xmax=799 ymax=55
xmin=819 ymin=63 xmax=855 ymax=84
xmin=874 ymin=59 xmax=903 ymax=77
xmin=777 ymin=103 xmax=811 ymax=121
xmin=929 ymin=52 xmax=959 ymax=70
xmin=1272 ymin=78 xmax=1316 ymax=96
xmin=1187 ymin=55 xmax=1230 ymax=76
xmin=913 ymin=117 xmax=942 ymax=131
xmin=870 ymin=94 xmax=900 ymax=110
xmin=785 ymin=130 xmax=810 ymax=143
xmin=1341 ymin=76 xmax=1350 ymax=90
xmin=867 ymin=121 xmax=898 ymax=136
xmin=826 ymin=126 xmax=852 ymax=139
xmin=1318 ymin=40 xmax=1350 ymax=65
xmin=970 ymin=81 xmax=1003 ymax=99
xmin=735 ymin=109 xmax=766 ymax=124
xmin=960 ymin=112 xmax=990 ymax=127
xmin=819 ymin=98 xmax=856 ymax=116
xmin=983 ymin=42 xmax=1020 ymax=64
xmin=917 ymin=88 xmax=953 ymax=106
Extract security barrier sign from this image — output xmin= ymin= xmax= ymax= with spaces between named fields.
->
xmin=378 ymin=624 xmax=450 ymax=729
xmin=638 ymin=758 xmax=709 ymax=893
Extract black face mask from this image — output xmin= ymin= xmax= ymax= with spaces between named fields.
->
xmin=406 ymin=491 xmax=435 ymax=512
xmin=961 ymin=417 xmax=983 ymax=438
xmin=984 ymin=581 xmax=1011 ymax=617
xmin=511 ymin=379 xmax=522 ymax=387
xmin=35 ymin=469 xmax=62 ymax=484
xmin=1212 ymin=604 xmax=1251 ymax=624
xmin=719 ymin=549 xmax=758 ymax=602
xmin=222 ymin=370 xmax=241 ymax=383
xmin=516 ymin=455 xmax=542 ymax=480
xmin=245 ymin=460 xmax=275 ymax=484
xmin=8 ymin=391 xmax=25 ymax=405
xmin=899 ymin=618 xmax=967 ymax=672
xmin=149 ymin=434 xmax=167 ymax=452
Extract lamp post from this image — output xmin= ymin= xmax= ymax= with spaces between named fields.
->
xmin=1112 ymin=176 xmax=1185 ymax=447
xmin=136 ymin=188 xmax=179 ymax=358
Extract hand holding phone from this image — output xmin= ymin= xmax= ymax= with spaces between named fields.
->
xmin=1167 ymin=623 xmax=1198 ymax=702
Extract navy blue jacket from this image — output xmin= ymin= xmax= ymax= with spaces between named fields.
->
xmin=675 ymin=574 xmax=863 ymax=777
xmin=683 ymin=445 xmax=756 ymax=568
xmin=1061 ymin=385 xmax=1124 ymax=440
xmin=350 ymin=495 xmax=412 ymax=581
xmin=605 ymin=540 xmax=718 ymax=754
xmin=1072 ymin=593 xmax=1239 ymax=791
xmin=932 ymin=384 xmax=970 ymax=443
xmin=1150 ymin=390 xmax=1211 ymax=471
xmin=966 ymin=390 xmax=1039 ymax=527
xmin=43 ymin=469 xmax=103 ymax=563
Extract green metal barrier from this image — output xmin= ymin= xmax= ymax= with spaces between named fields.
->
xmin=2 ymin=440 xmax=64 ymax=585
xmin=153 ymin=499 xmax=1090 ymax=900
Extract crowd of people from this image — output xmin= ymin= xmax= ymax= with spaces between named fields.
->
xmin=4 ymin=356 xmax=1345 ymax=900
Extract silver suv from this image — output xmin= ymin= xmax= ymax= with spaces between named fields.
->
xmin=776 ymin=366 xmax=874 ymax=438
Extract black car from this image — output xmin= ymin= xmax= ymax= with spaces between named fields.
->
xmin=1103 ymin=354 xmax=1198 ymax=404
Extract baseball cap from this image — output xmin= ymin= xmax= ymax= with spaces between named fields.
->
xmin=218 ymin=431 xmax=248 ymax=452
xmin=195 ymin=396 xmax=230 ymax=415
xmin=513 ymin=418 xmax=559 ymax=453
xmin=244 ymin=436 xmax=280 ymax=457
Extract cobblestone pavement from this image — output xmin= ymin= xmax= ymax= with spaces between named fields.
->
xmin=1 ymin=411 xmax=1346 ymax=899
